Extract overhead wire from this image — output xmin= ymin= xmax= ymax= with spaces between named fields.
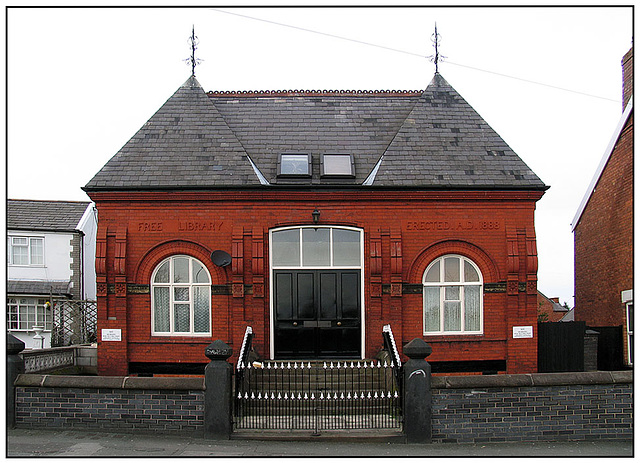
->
xmin=210 ymin=8 xmax=620 ymax=104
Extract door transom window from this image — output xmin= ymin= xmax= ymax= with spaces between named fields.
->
xmin=271 ymin=226 xmax=362 ymax=268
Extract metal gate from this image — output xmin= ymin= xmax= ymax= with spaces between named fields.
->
xmin=234 ymin=326 xmax=403 ymax=432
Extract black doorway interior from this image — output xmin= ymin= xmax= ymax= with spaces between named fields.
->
xmin=274 ymin=270 xmax=361 ymax=359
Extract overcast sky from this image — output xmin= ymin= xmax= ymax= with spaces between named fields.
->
xmin=6 ymin=5 xmax=634 ymax=307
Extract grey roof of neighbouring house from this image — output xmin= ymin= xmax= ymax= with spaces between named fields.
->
xmin=8 ymin=199 xmax=91 ymax=232
xmin=7 ymin=280 xmax=73 ymax=297
xmin=84 ymin=74 xmax=546 ymax=191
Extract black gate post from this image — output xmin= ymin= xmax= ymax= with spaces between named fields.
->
xmin=7 ymin=333 xmax=25 ymax=429
xmin=204 ymin=340 xmax=233 ymax=439
xmin=402 ymin=338 xmax=432 ymax=444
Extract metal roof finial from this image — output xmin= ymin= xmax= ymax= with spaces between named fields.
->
xmin=185 ymin=25 xmax=203 ymax=76
xmin=428 ymin=23 xmax=446 ymax=74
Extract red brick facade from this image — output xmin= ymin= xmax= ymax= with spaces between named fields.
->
xmin=90 ymin=189 xmax=543 ymax=376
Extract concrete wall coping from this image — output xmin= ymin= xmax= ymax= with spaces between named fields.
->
xmin=14 ymin=374 xmax=205 ymax=391
xmin=431 ymin=370 xmax=632 ymax=389
xmin=14 ymin=370 xmax=631 ymax=391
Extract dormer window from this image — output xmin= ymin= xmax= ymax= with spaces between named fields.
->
xmin=278 ymin=153 xmax=311 ymax=177
xmin=321 ymin=153 xmax=355 ymax=177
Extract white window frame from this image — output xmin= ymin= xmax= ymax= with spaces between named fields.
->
xmin=422 ymin=254 xmax=484 ymax=335
xmin=151 ymin=255 xmax=212 ymax=337
xmin=268 ymin=225 xmax=365 ymax=359
xmin=626 ymin=302 xmax=633 ymax=365
xmin=8 ymin=236 xmax=44 ymax=266
xmin=7 ymin=297 xmax=51 ymax=331
xmin=270 ymin=226 xmax=364 ymax=270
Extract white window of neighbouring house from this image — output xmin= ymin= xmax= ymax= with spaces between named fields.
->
xmin=151 ymin=255 xmax=211 ymax=336
xmin=8 ymin=236 xmax=44 ymax=266
xmin=423 ymin=255 xmax=483 ymax=335
xmin=622 ymin=290 xmax=633 ymax=365
xmin=626 ymin=302 xmax=633 ymax=366
xmin=7 ymin=298 xmax=51 ymax=331
xmin=627 ymin=302 xmax=633 ymax=365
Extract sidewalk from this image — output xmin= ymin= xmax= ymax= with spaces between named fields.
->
xmin=6 ymin=428 xmax=634 ymax=457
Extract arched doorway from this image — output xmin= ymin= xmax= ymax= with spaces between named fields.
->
xmin=269 ymin=226 xmax=364 ymax=359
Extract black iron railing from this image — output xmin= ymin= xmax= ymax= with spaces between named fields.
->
xmin=234 ymin=359 xmax=402 ymax=431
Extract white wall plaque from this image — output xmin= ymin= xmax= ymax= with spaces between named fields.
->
xmin=512 ymin=326 xmax=533 ymax=339
xmin=101 ymin=329 xmax=122 ymax=342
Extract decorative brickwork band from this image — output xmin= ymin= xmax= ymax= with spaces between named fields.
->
xmin=390 ymin=230 xmax=403 ymax=297
xmin=232 ymin=229 xmax=244 ymax=298
xmin=370 ymin=231 xmax=382 ymax=298
xmin=525 ymin=228 xmax=538 ymax=295
xmin=252 ymin=228 xmax=264 ymax=298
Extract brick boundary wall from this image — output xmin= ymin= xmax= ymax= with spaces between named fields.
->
xmin=14 ymin=371 xmax=632 ymax=441
xmin=14 ymin=376 xmax=204 ymax=434
xmin=431 ymin=371 xmax=633 ymax=443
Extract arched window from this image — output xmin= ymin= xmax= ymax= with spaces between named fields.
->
xmin=423 ymin=254 xmax=483 ymax=335
xmin=151 ymin=255 xmax=211 ymax=336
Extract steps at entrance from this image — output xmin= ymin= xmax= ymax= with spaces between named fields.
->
xmin=237 ymin=360 xmax=399 ymax=392
xmin=235 ymin=359 xmax=402 ymax=431
xmin=236 ymin=359 xmax=400 ymax=401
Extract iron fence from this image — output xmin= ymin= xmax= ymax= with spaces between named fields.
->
xmin=234 ymin=325 xmax=403 ymax=432
xmin=235 ymin=361 xmax=402 ymax=431
xmin=51 ymin=300 xmax=97 ymax=347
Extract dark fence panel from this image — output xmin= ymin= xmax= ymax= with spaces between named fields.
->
xmin=589 ymin=325 xmax=624 ymax=371
xmin=537 ymin=321 xmax=586 ymax=372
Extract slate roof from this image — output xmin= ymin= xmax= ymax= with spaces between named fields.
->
xmin=8 ymin=280 xmax=73 ymax=297
xmin=8 ymin=199 xmax=90 ymax=232
xmin=84 ymin=74 xmax=546 ymax=191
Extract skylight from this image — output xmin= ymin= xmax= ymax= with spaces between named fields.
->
xmin=278 ymin=153 xmax=311 ymax=177
xmin=321 ymin=153 xmax=354 ymax=177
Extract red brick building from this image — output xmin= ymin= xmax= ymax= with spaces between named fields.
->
xmin=572 ymin=48 xmax=634 ymax=366
xmin=537 ymin=292 xmax=571 ymax=323
xmin=84 ymin=73 xmax=547 ymax=376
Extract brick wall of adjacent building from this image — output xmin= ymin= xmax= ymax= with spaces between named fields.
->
xmin=574 ymin=113 xmax=633 ymax=328
xmin=93 ymin=190 xmax=543 ymax=376
xmin=622 ymin=48 xmax=633 ymax=109
xmin=574 ymin=48 xmax=633 ymax=367
xmin=14 ymin=371 xmax=632 ymax=442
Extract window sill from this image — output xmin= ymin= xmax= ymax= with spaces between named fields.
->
xmin=421 ymin=333 xmax=485 ymax=342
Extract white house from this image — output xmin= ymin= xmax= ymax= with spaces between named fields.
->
xmin=7 ymin=199 xmax=97 ymax=348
